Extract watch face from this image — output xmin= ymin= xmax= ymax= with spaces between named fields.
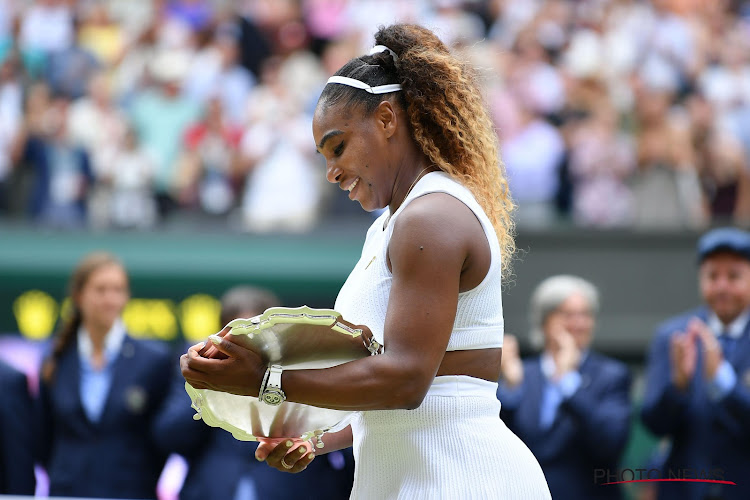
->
xmin=262 ymin=390 xmax=285 ymax=406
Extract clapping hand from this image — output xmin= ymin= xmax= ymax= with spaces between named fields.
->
xmin=670 ymin=327 xmax=697 ymax=391
xmin=689 ymin=318 xmax=723 ymax=380
xmin=670 ymin=318 xmax=724 ymax=391
xmin=550 ymin=328 xmax=582 ymax=380
xmin=500 ymin=335 xmax=524 ymax=388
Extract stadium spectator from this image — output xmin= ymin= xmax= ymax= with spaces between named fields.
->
xmin=22 ymin=95 xmax=94 ymax=228
xmin=239 ymin=56 xmax=323 ymax=232
xmin=628 ymin=84 xmax=704 ymax=229
xmin=498 ymin=275 xmax=632 ymax=500
xmin=182 ymin=26 xmax=255 ymax=126
xmin=176 ymin=96 xmax=243 ymax=215
xmin=77 ymin=2 xmax=127 ymax=68
xmin=128 ymin=47 xmax=201 ymax=216
xmin=92 ymin=125 xmax=158 ymax=229
xmin=66 ymin=71 xmax=128 ymax=177
xmin=0 ymin=52 xmax=24 ymax=213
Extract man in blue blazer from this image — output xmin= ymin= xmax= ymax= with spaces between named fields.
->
xmin=641 ymin=227 xmax=750 ymax=500
xmin=0 ymin=359 xmax=36 ymax=495
xmin=498 ymin=275 xmax=632 ymax=500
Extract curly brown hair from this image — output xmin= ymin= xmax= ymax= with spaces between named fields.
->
xmin=318 ymin=23 xmax=516 ymax=276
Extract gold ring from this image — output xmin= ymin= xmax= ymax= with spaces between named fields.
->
xmin=280 ymin=456 xmax=294 ymax=469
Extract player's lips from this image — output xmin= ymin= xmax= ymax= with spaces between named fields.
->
xmin=344 ymin=177 xmax=360 ymax=199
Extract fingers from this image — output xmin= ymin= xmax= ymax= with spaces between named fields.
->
xmin=557 ymin=329 xmax=575 ymax=347
xmin=670 ymin=332 xmax=693 ymax=360
xmin=255 ymin=441 xmax=274 ymax=461
xmin=287 ymin=444 xmax=315 ymax=473
xmin=181 ymin=350 xmax=223 ymax=388
xmin=207 ymin=334 xmax=238 ymax=358
xmin=694 ymin=323 xmax=719 ymax=350
xmin=197 ymin=326 xmax=231 ymax=357
xmin=183 ymin=344 xmax=234 ymax=375
xmin=257 ymin=439 xmax=315 ymax=473
xmin=181 ymin=353 xmax=207 ymax=388
xmin=670 ymin=332 xmax=690 ymax=369
xmin=504 ymin=335 xmax=519 ymax=355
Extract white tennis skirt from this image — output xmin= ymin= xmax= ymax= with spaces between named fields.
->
xmin=349 ymin=375 xmax=551 ymax=500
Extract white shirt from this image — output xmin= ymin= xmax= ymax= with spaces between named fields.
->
xmin=707 ymin=309 xmax=750 ymax=340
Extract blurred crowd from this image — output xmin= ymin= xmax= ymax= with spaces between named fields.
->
xmin=0 ymin=0 xmax=750 ymax=231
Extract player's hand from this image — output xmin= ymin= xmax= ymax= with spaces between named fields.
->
xmin=256 ymin=438 xmax=316 ymax=473
xmin=181 ymin=331 xmax=266 ymax=396
xmin=197 ymin=325 xmax=230 ymax=359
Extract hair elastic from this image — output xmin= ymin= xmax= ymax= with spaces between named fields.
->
xmin=369 ymin=44 xmax=399 ymax=66
xmin=326 ymin=75 xmax=402 ymax=94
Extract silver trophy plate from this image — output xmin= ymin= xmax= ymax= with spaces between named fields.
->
xmin=185 ymin=306 xmax=381 ymax=445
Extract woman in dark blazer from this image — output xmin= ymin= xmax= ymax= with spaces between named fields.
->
xmin=35 ymin=252 xmax=174 ymax=499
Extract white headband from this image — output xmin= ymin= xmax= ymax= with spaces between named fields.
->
xmin=326 ymin=75 xmax=402 ymax=94
xmin=325 ymin=44 xmax=402 ymax=94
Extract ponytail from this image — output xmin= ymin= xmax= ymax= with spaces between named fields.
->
xmin=41 ymin=308 xmax=82 ymax=383
xmin=318 ymin=24 xmax=516 ymax=277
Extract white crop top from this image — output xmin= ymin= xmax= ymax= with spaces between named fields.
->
xmin=334 ymin=171 xmax=504 ymax=351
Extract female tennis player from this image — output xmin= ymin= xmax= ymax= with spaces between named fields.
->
xmin=183 ymin=23 xmax=551 ymax=499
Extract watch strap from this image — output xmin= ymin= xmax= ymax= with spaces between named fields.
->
xmin=268 ymin=364 xmax=283 ymax=389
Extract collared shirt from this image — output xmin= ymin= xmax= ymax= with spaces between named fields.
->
xmin=707 ymin=309 xmax=750 ymax=340
xmin=538 ymin=351 xmax=587 ymax=430
xmin=77 ymin=319 xmax=126 ymax=423
xmin=705 ymin=309 xmax=749 ymax=401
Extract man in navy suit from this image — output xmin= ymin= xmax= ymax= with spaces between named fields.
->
xmin=641 ymin=227 xmax=750 ymax=500
xmin=0 ymin=359 xmax=36 ymax=495
xmin=498 ymin=275 xmax=632 ymax=500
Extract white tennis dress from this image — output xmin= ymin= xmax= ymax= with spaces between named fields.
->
xmin=334 ymin=172 xmax=551 ymax=499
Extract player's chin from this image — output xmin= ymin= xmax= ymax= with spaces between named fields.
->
xmin=358 ymin=197 xmax=385 ymax=213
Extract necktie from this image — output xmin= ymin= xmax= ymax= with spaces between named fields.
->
xmin=718 ymin=332 xmax=736 ymax=363
xmin=539 ymin=382 xmax=562 ymax=430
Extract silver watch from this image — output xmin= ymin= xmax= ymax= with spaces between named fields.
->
xmin=259 ymin=364 xmax=286 ymax=406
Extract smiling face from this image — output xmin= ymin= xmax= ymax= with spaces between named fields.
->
xmin=312 ymin=100 xmax=399 ymax=212
xmin=699 ymin=252 xmax=750 ymax=324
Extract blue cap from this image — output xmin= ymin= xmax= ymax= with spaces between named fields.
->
xmin=697 ymin=227 xmax=750 ymax=263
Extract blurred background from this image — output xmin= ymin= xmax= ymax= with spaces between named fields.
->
xmin=1 ymin=0 xmax=750 ymax=498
